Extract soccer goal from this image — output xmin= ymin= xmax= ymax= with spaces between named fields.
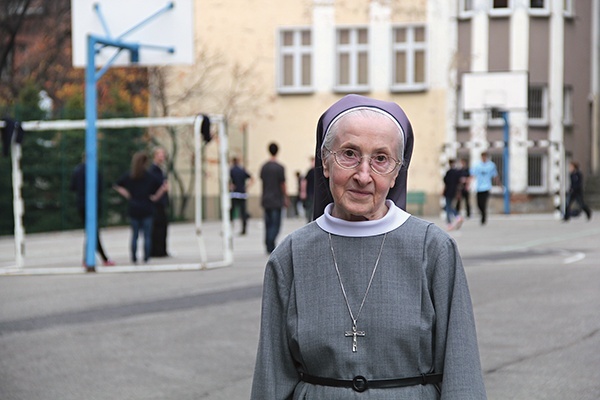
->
xmin=0 ymin=115 xmax=233 ymax=275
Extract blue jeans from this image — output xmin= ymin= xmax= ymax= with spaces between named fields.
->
xmin=445 ymin=196 xmax=459 ymax=224
xmin=131 ymin=216 xmax=153 ymax=262
xmin=263 ymin=208 xmax=282 ymax=253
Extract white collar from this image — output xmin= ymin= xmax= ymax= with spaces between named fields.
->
xmin=315 ymin=199 xmax=410 ymax=237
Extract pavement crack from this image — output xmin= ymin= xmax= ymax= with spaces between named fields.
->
xmin=485 ymin=327 xmax=600 ymax=375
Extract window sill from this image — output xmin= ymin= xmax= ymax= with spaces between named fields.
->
xmin=277 ymin=87 xmax=315 ymax=95
xmin=390 ymin=84 xmax=428 ymax=93
xmin=333 ymin=86 xmax=370 ymax=94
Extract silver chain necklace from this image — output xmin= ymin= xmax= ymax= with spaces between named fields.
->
xmin=328 ymin=232 xmax=387 ymax=352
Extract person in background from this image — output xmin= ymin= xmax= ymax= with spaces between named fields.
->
xmin=296 ymin=171 xmax=306 ymax=219
xmin=70 ymin=154 xmax=115 ymax=270
xmin=251 ymin=94 xmax=487 ymax=399
xmin=455 ymin=158 xmax=471 ymax=219
xmin=563 ymin=161 xmax=592 ymax=221
xmin=114 ymin=151 xmax=167 ymax=264
xmin=259 ymin=142 xmax=288 ymax=254
xmin=304 ymin=157 xmax=316 ymax=223
xmin=443 ymin=159 xmax=463 ymax=231
xmin=470 ymin=151 xmax=498 ymax=226
xmin=149 ymin=147 xmax=170 ymax=257
xmin=229 ymin=156 xmax=254 ymax=235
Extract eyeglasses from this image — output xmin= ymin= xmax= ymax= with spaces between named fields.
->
xmin=326 ymin=147 xmax=401 ymax=175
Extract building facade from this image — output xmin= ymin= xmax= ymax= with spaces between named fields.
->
xmin=162 ymin=0 xmax=599 ymax=218
xmin=450 ymin=0 xmax=600 ymax=213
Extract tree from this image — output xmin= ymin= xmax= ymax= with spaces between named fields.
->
xmin=148 ymin=45 xmax=268 ymax=219
xmin=0 ymin=0 xmax=72 ymax=109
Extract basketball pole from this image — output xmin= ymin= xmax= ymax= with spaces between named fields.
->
xmin=501 ymin=111 xmax=510 ymax=214
xmin=84 ymin=35 xmax=142 ymax=270
xmin=83 ymin=3 xmax=175 ymax=270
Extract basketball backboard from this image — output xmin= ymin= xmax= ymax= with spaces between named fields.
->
xmin=462 ymin=71 xmax=528 ymax=112
xmin=71 ymin=0 xmax=194 ymax=67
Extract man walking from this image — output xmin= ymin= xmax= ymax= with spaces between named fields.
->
xmin=230 ymin=156 xmax=253 ymax=235
xmin=470 ymin=151 xmax=498 ymax=225
xmin=260 ymin=142 xmax=288 ymax=253
xmin=443 ymin=159 xmax=463 ymax=230
xmin=563 ymin=161 xmax=592 ymax=221
xmin=455 ymin=158 xmax=471 ymax=218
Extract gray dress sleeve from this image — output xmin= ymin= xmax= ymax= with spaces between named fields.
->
xmin=250 ymin=244 xmax=299 ymax=399
xmin=423 ymin=223 xmax=487 ymax=399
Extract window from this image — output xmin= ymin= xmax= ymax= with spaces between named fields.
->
xmin=278 ymin=28 xmax=313 ymax=94
xmin=459 ymin=0 xmax=474 ymax=18
xmin=490 ymin=0 xmax=512 ymax=16
xmin=391 ymin=25 xmax=427 ymax=92
xmin=457 ymin=88 xmax=471 ymax=127
xmin=487 ymin=108 xmax=506 ymax=127
xmin=527 ymin=153 xmax=547 ymax=193
xmin=529 ymin=0 xmax=550 ymax=15
xmin=530 ymin=0 xmax=546 ymax=8
xmin=528 ymin=86 xmax=548 ymax=125
xmin=563 ymin=86 xmax=573 ymax=126
xmin=335 ymin=27 xmax=369 ymax=92
xmin=490 ymin=153 xmax=504 ymax=189
xmin=563 ymin=0 xmax=574 ymax=17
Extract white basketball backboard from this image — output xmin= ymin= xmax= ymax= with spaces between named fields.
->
xmin=462 ymin=71 xmax=528 ymax=112
xmin=71 ymin=0 xmax=194 ymax=67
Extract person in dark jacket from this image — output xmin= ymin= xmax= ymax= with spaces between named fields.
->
xmin=443 ymin=159 xmax=464 ymax=230
xmin=230 ymin=156 xmax=254 ymax=235
xmin=563 ymin=161 xmax=592 ymax=221
xmin=149 ymin=147 xmax=170 ymax=257
xmin=114 ymin=151 xmax=168 ymax=264
xmin=455 ymin=158 xmax=471 ymax=218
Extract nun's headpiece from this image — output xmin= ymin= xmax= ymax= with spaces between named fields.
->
xmin=312 ymin=94 xmax=414 ymax=220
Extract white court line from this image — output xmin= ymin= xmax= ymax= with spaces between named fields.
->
xmin=563 ymin=252 xmax=586 ymax=264
xmin=501 ymin=227 xmax=600 ymax=252
xmin=0 ymin=262 xmax=231 ymax=276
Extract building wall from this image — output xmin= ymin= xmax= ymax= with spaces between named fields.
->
xmin=160 ymin=0 xmax=451 ymax=219
xmin=452 ymin=0 xmax=598 ymax=214
xmin=160 ymin=0 xmax=598 ymax=219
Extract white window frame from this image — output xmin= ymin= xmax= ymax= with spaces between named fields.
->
xmin=563 ymin=0 xmax=574 ymax=18
xmin=457 ymin=87 xmax=471 ymax=127
xmin=528 ymin=85 xmax=549 ymax=126
xmin=563 ymin=86 xmax=573 ymax=127
xmin=390 ymin=24 xmax=428 ymax=92
xmin=489 ymin=0 xmax=513 ymax=17
xmin=334 ymin=26 xmax=370 ymax=93
xmin=458 ymin=0 xmax=475 ymax=19
xmin=528 ymin=0 xmax=551 ymax=16
xmin=526 ymin=152 xmax=548 ymax=194
xmin=487 ymin=108 xmax=506 ymax=127
xmin=277 ymin=28 xmax=314 ymax=94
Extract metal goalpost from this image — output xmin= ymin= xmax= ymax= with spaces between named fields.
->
xmin=0 ymin=115 xmax=233 ymax=275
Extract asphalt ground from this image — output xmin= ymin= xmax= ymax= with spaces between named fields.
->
xmin=1 ymin=211 xmax=599 ymax=399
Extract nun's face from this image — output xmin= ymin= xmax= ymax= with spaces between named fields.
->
xmin=323 ymin=113 xmax=400 ymax=221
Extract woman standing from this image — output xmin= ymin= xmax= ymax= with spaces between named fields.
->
xmin=114 ymin=151 xmax=167 ymax=264
xmin=251 ymin=95 xmax=486 ymax=399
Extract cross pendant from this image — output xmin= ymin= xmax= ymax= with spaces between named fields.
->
xmin=345 ymin=324 xmax=365 ymax=352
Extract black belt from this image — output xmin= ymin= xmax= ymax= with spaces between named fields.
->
xmin=299 ymin=372 xmax=443 ymax=393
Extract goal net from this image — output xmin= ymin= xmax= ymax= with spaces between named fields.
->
xmin=0 ymin=115 xmax=233 ymax=275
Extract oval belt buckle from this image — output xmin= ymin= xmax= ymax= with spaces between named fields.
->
xmin=352 ymin=375 xmax=368 ymax=392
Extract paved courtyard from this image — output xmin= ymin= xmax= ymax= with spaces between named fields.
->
xmin=1 ymin=212 xmax=599 ymax=399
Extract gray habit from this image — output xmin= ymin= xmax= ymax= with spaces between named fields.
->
xmin=251 ymin=216 xmax=487 ymax=399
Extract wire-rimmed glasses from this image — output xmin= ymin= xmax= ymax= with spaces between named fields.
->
xmin=326 ymin=147 xmax=401 ymax=175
